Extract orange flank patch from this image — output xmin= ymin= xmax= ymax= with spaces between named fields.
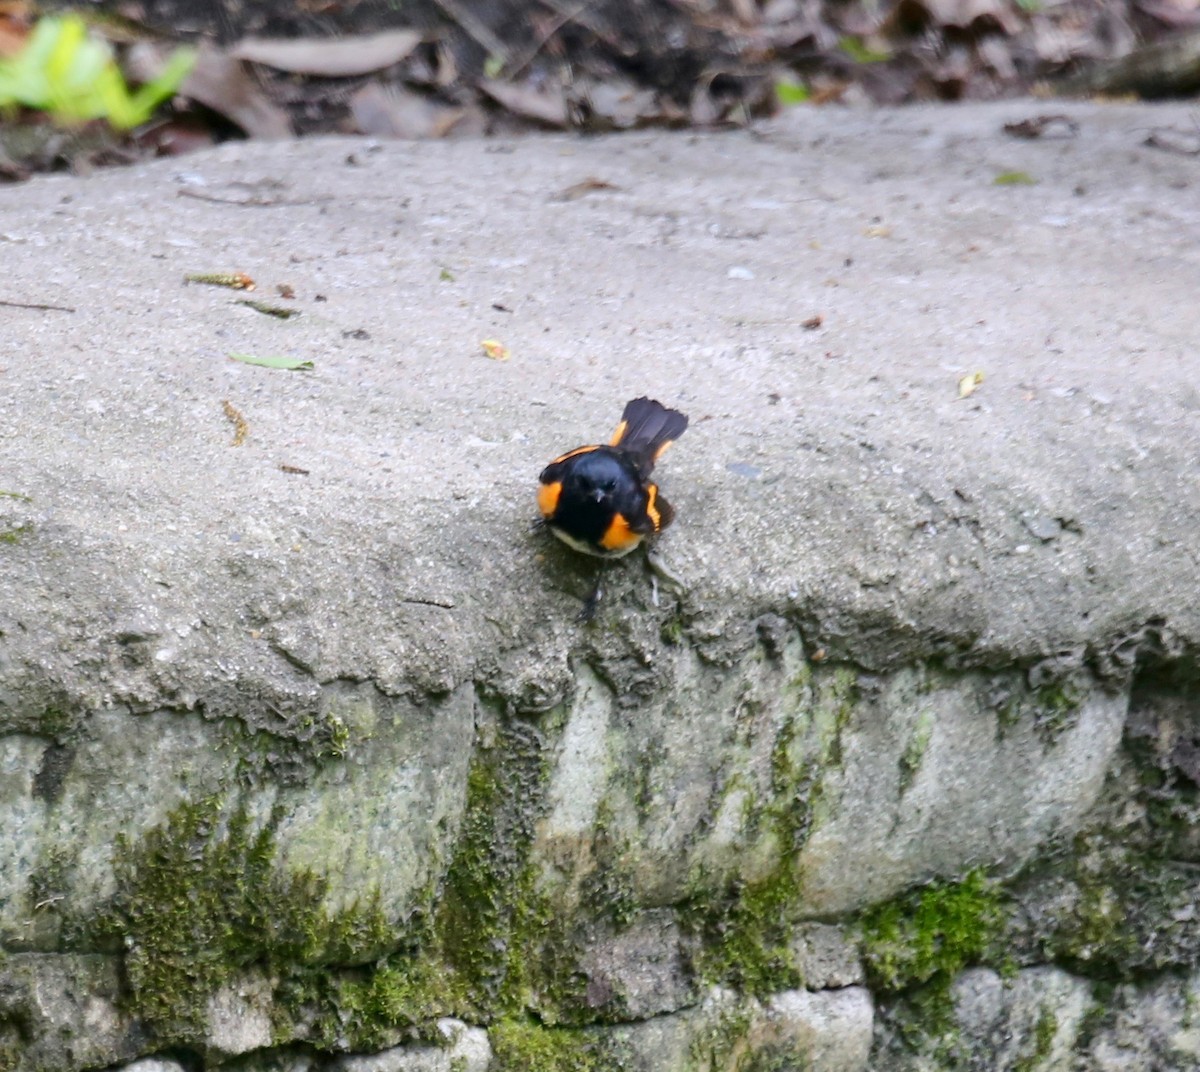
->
xmin=652 ymin=438 xmax=676 ymax=463
xmin=645 ymin=484 xmax=661 ymax=531
xmin=609 ymin=419 xmax=628 ymax=446
xmin=600 ymin=512 xmax=642 ymax=553
xmin=538 ymin=480 xmax=563 ymax=518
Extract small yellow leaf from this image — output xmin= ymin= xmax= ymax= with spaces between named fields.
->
xmin=993 ymin=170 xmax=1037 ymax=186
xmin=186 ymin=271 xmax=256 ymax=290
xmin=863 ymin=224 xmax=892 ymax=239
xmin=481 ymin=339 xmax=510 ymax=361
xmin=958 ymin=371 xmax=984 ymax=398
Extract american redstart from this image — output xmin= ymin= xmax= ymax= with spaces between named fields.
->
xmin=538 ymin=397 xmax=688 ymax=618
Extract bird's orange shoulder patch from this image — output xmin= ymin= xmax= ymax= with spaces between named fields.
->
xmin=538 ymin=480 xmax=563 ymax=519
xmin=599 ymin=512 xmax=642 ymax=553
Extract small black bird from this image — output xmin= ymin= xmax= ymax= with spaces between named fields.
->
xmin=538 ymin=397 xmax=689 ymax=564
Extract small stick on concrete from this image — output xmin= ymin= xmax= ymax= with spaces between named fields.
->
xmin=0 ymin=299 xmax=75 ymax=313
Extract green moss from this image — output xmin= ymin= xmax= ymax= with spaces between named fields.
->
xmin=1183 ymin=981 xmax=1200 ymax=1031
xmin=687 ymin=1001 xmax=754 ymax=1071
xmin=1043 ymin=881 xmax=1134 ymax=969
xmin=36 ymin=705 xmax=81 ymax=742
xmin=96 ymin=795 xmax=396 ymax=1043
xmin=1032 ymin=681 xmax=1083 ymax=744
xmin=996 ymin=678 xmax=1084 ymax=745
xmin=290 ymin=953 xmax=456 ymax=1052
xmin=437 ymin=723 xmax=544 ymax=1012
xmin=490 ymin=1019 xmax=605 ymax=1072
xmin=1013 ymin=1007 xmax=1058 ymax=1072
xmin=678 ymin=668 xmax=866 ymax=997
xmin=582 ymin=801 xmax=638 ymax=930
xmin=993 ymin=677 xmax=1089 ymax=744
xmin=0 ymin=1014 xmax=21 ymax=1072
xmin=996 ymin=696 xmax=1021 ymax=738
xmin=816 ymin=667 xmax=858 ymax=767
xmin=660 ymin=614 xmax=686 ymax=646
xmin=28 ymin=843 xmax=72 ymax=910
xmin=434 ymin=718 xmax=590 ymax=1024
xmin=0 ymin=521 xmax=31 ymax=544
xmin=859 ymin=869 xmax=1005 ymax=995
xmin=788 ymin=662 xmax=812 ymax=693
xmin=684 ymin=865 xmax=803 ymax=997
xmin=741 ymin=1046 xmax=810 ymax=1072
xmin=632 ymin=735 xmax=668 ymax=818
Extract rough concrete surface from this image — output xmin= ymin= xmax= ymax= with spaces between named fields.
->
xmin=2 ymin=101 xmax=1198 ymax=701
xmin=1 ymin=100 xmax=1199 ymax=1072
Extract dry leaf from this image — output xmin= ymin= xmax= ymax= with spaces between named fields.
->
xmin=1145 ymin=127 xmax=1200 ymax=156
xmin=958 ymin=371 xmax=984 ymax=398
xmin=863 ymin=224 xmax=893 ymax=238
xmin=179 ymin=42 xmax=291 ymax=139
xmin=555 ymin=177 xmax=618 ymax=201
xmin=481 ymin=339 xmax=511 ymax=361
xmin=1003 ymin=114 xmax=1079 ymax=140
xmin=231 ymin=29 xmax=422 ymax=77
xmin=222 ymin=399 xmax=248 ymax=446
xmin=584 ymin=78 xmax=659 ymax=129
xmin=802 ymin=314 xmax=823 ymax=329
xmin=479 ymin=78 xmax=568 ymax=127
xmin=349 ymin=82 xmax=464 ymax=138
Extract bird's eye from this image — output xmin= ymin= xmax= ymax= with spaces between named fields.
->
xmin=603 ymin=479 xmax=617 ymax=492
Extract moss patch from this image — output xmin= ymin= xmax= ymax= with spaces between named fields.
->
xmin=435 ymin=718 xmax=586 ymax=1020
xmin=1013 ymin=1006 xmax=1058 ymax=1072
xmin=283 ymin=953 xmax=455 ymax=1053
xmin=1032 ymin=680 xmax=1084 ymax=744
xmin=0 ymin=521 xmax=32 ymax=544
xmin=96 ymin=795 xmax=395 ymax=1043
xmin=684 ymin=868 xmax=804 ymax=997
xmin=490 ymin=1019 xmax=605 ymax=1072
xmin=859 ymin=868 xmax=1005 ymax=995
xmin=996 ymin=677 xmax=1084 ymax=746
xmin=582 ymin=801 xmax=638 ymax=931
xmin=686 ymin=1000 xmax=754 ymax=1071
xmin=680 ymin=665 xmax=863 ymax=997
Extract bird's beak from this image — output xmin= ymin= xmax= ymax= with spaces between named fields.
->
xmin=591 ymin=488 xmax=606 ymax=503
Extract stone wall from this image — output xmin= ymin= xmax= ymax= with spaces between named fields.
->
xmin=3 ymin=618 xmax=1198 ymax=1071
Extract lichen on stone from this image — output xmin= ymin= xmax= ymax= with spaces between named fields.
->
xmin=898 ymin=708 xmax=936 ymax=794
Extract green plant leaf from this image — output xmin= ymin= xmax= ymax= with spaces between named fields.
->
xmin=0 ymin=14 xmax=195 ymax=129
xmin=838 ymin=36 xmax=891 ymax=64
xmin=993 ymin=170 xmax=1038 ymax=185
xmin=230 ymin=353 xmax=315 ymax=371
xmin=775 ymin=81 xmax=810 ymax=106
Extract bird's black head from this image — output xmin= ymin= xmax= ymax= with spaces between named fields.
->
xmin=564 ymin=449 xmax=630 ymax=507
